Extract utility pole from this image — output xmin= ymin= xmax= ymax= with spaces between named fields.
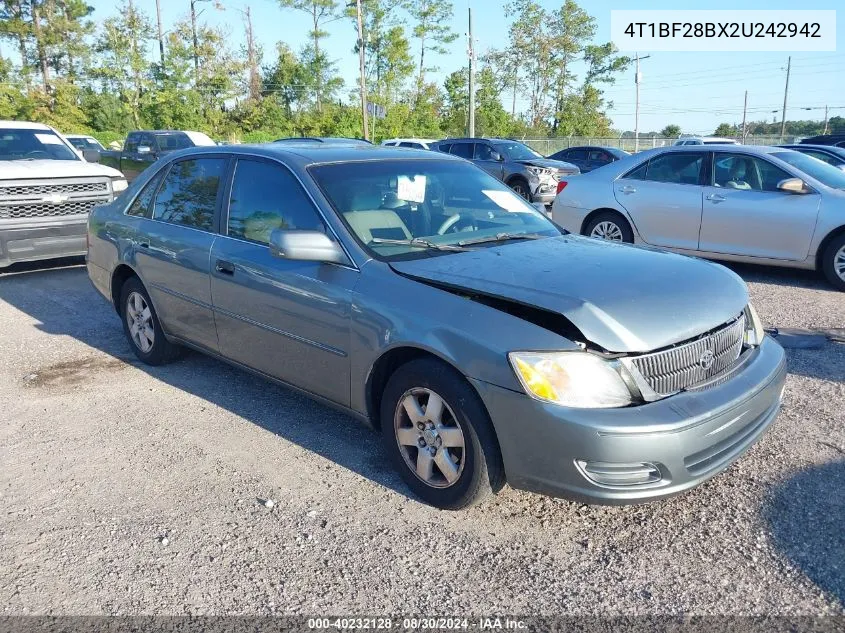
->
xmin=355 ymin=0 xmax=369 ymax=141
xmin=823 ymin=104 xmax=829 ymax=135
xmin=634 ymin=53 xmax=650 ymax=152
xmin=244 ymin=6 xmax=260 ymax=101
xmin=190 ymin=0 xmax=200 ymax=84
xmin=155 ymin=0 xmax=165 ymax=65
xmin=467 ymin=7 xmax=476 ymax=137
xmin=780 ymin=55 xmax=791 ymax=140
xmin=741 ymin=90 xmax=748 ymax=143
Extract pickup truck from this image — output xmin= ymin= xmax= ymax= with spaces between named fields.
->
xmin=0 ymin=121 xmax=127 ymax=268
xmin=97 ymin=130 xmax=216 ymax=182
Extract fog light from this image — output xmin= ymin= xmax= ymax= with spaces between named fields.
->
xmin=576 ymin=460 xmax=662 ymax=487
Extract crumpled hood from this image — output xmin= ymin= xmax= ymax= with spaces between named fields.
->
xmin=390 ymin=235 xmax=749 ymax=353
xmin=518 ymin=158 xmax=578 ymax=173
xmin=0 ymin=159 xmax=123 ymax=180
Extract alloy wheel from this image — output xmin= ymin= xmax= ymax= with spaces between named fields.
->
xmin=835 ymin=244 xmax=845 ymax=282
xmin=590 ymin=220 xmax=624 ymax=242
xmin=393 ymin=388 xmax=466 ymax=489
xmin=511 ymin=183 xmax=530 ymax=200
xmin=125 ymin=291 xmax=155 ymax=353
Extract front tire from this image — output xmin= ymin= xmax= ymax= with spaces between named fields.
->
xmin=380 ymin=358 xmax=504 ymax=510
xmin=584 ymin=211 xmax=634 ymax=243
xmin=821 ymin=233 xmax=845 ymax=291
xmin=509 ymin=179 xmax=531 ymax=201
xmin=119 ymin=276 xmax=182 ymax=365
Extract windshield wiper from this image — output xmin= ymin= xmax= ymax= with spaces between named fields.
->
xmin=370 ymin=237 xmax=471 ymax=252
xmin=457 ymin=232 xmax=547 ymax=247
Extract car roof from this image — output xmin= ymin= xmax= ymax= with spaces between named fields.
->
xmin=382 ymin=138 xmax=436 ymax=144
xmin=780 ymin=143 xmax=845 ymax=152
xmin=642 ymin=144 xmax=785 ymax=156
xmin=64 ymin=134 xmax=96 ymax=139
xmin=160 ymin=143 xmax=462 ymax=166
xmin=0 ymin=120 xmax=53 ymax=130
xmin=273 ymin=137 xmax=371 ymax=145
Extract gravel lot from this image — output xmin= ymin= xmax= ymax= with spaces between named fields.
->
xmin=1 ymin=258 xmax=843 ymax=617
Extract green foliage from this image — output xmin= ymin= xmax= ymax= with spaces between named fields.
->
xmin=660 ymin=124 xmax=681 ymax=138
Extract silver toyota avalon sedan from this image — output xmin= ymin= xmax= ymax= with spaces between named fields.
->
xmin=87 ymin=144 xmax=786 ymax=510
xmin=551 ymin=144 xmax=845 ymax=291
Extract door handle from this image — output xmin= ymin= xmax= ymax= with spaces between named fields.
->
xmin=139 ymin=242 xmax=150 ymax=249
xmin=215 ymin=259 xmax=235 ymax=275
xmin=620 ymin=185 xmax=637 ymax=194
xmin=706 ymin=193 xmax=726 ymax=202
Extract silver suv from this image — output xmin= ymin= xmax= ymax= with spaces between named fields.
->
xmin=433 ymin=138 xmax=578 ymax=205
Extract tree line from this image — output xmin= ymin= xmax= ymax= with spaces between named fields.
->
xmin=0 ymin=0 xmax=631 ymax=143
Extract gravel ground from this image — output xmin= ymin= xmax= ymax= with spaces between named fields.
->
xmin=0 ymin=258 xmax=843 ymax=617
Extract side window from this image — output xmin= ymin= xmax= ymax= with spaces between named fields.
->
xmin=449 ymin=143 xmax=473 ymax=159
xmin=568 ymin=149 xmax=588 ymax=160
xmin=589 ymin=150 xmax=607 ymax=162
xmin=642 ymin=152 xmax=704 ymax=185
xmin=803 ymin=150 xmax=835 ymax=165
xmin=124 ymin=133 xmax=138 ymax=153
xmin=437 ymin=143 xmax=452 ymax=154
xmin=227 ymin=159 xmax=325 ymax=245
xmin=126 ymin=170 xmax=165 ymax=218
xmin=152 ymin=158 xmax=226 ymax=230
xmin=140 ymin=133 xmax=157 ymax=151
xmin=713 ymin=154 xmax=790 ymax=192
xmin=474 ymin=143 xmax=495 ymax=160
xmin=623 ymin=160 xmax=649 ymax=180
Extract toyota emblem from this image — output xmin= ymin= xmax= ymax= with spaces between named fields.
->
xmin=698 ymin=349 xmax=716 ymax=370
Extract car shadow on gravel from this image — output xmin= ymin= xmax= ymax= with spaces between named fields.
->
xmin=0 ymin=266 xmax=414 ymax=501
xmin=721 ymin=261 xmax=831 ymax=291
xmin=763 ymin=459 xmax=845 ymax=607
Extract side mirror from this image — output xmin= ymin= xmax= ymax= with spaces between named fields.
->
xmin=777 ymin=177 xmax=808 ymax=194
xmin=269 ymin=229 xmax=347 ymax=264
xmin=137 ymin=145 xmax=152 ymax=154
xmin=82 ymin=148 xmax=100 ymax=163
xmin=491 ymin=151 xmax=503 ymax=162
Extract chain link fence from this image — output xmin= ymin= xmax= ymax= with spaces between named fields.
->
xmin=522 ymin=135 xmax=797 ymax=155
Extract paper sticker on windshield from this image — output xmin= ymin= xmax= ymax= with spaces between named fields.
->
xmin=34 ymin=133 xmax=63 ymax=145
xmin=398 ymin=175 xmax=426 ymax=203
xmin=482 ymin=189 xmax=529 ymax=212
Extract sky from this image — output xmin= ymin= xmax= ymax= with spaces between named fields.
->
xmin=17 ymin=0 xmax=845 ymax=134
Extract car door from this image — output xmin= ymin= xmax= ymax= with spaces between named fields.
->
xmin=699 ymin=152 xmax=821 ymax=261
xmin=133 ymin=156 xmax=228 ymax=353
xmin=613 ymin=151 xmax=706 ymax=250
xmin=120 ymin=133 xmax=143 ymax=182
xmin=473 ymin=142 xmax=504 ymax=180
xmin=209 ymin=157 xmax=357 ymax=406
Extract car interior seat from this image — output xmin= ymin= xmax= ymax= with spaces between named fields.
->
xmin=344 ymin=189 xmax=412 ymax=243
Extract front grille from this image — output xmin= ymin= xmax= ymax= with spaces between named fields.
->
xmin=0 ymin=182 xmax=108 ymax=196
xmin=0 ymin=177 xmax=111 ymax=221
xmin=630 ymin=315 xmax=746 ymax=396
xmin=0 ymin=199 xmax=103 ymax=219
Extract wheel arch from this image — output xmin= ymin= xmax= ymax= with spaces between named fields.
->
xmin=505 ymin=173 xmax=529 ymax=188
xmin=110 ymin=263 xmax=140 ymax=313
xmin=365 ymin=345 xmax=480 ymax=431
xmin=815 ymin=225 xmax=845 ymax=271
xmin=580 ymin=207 xmax=633 ymax=236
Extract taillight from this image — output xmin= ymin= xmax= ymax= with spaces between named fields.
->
xmin=556 ymin=181 xmax=568 ymax=194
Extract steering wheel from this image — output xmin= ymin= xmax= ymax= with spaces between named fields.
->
xmin=437 ymin=213 xmax=477 ymax=235
xmin=25 ymin=150 xmax=51 ymax=159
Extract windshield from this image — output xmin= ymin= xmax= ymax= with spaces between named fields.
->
xmin=0 ymin=128 xmax=79 ymax=161
xmin=494 ymin=141 xmax=542 ymax=161
xmin=772 ymin=151 xmax=845 ymax=189
xmin=68 ymin=137 xmax=103 ymax=150
xmin=310 ymin=159 xmax=561 ymax=260
xmin=154 ymin=132 xmax=194 ymax=151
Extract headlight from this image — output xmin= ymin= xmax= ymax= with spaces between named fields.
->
xmin=526 ymin=166 xmax=553 ymax=178
xmin=509 ymin=351 xmax=634 ymax=408
xmin=111 ymin=178 xmax=128 ymax=193
xmin=744 ymin=302 xmax=765 ymax=346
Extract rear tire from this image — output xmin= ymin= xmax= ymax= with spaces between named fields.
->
xmin=380 ymin=358 xmax=504 ymax=510
xmin=584 ymin=211 xmax=634 ymax=243
xmin=820 ymin=233 xmax=845 ymax=291
xmin=119 ymin=276 xmax=183 ymax=365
